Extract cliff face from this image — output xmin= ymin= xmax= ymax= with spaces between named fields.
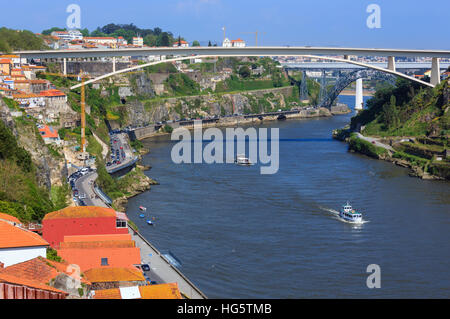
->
xmin=118 ymin=85 xmax=295 ymax=127
xmin=0 ymin=99 xmax=68 ymax=189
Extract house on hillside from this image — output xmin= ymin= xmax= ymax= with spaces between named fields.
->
xmin=83 ymin=267 xmax=146 ymax=290
xmin=0 ymin=213 xmax=22 ymax=227
xmin=56 ymin=233 xmax=141 ymax=272
xmin=0 ymin=272 xmax=68 ymax=299
xmin=42 ymin=206 xmax=130 ymax=248
xmin=0 ymin=256 xmax=91 ymax=298
xmin=38 ymin=125 xmax=61 ymax=145
xmin=0 ymin=221 xmax=49 ymax=267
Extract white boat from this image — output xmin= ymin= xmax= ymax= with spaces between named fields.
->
xmin=139 ymin=206 xmax=147 ymax=211
xmin=339 ymin=202 xmax=363 ymax=223
xmin=235 ymin=154 xmax=253 ymax=166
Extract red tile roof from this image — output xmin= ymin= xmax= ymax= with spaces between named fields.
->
xmin=39 ymin=89 xmax=65 ymax=97
xmin=0 ymin=212 xmax=21 ymax=224
xmin=59 ymin=240 xmax=136 ymax=249
xmin=83 ymin=267 xmax=145 ymax=283
xmin=0 ymin=272 xmax=68 ymax=295
xmin=0 ymin=256 xmax=91 ymax=286
xmin=38 ymin=125 xmax=59 ymax=139
xmin=0 ymin=220 xmax=49 ymax=249
xmin=57 ymin=247 xmax=141 ymax=271
xmin=43 ymin=206 xmax=117 ymax=220
xmin=63 ymin=234 xmax=131 ymax=243
xmin=93 ymin=283 xmax=182 ymax=299
xmin=0 ymin=59 xmax=12 ymax=64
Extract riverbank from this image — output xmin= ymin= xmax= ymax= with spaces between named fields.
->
xmin=333 ymin=128 xmax=450 ymax=181
xmin=134 ymin=104 xmax=351 ymax=141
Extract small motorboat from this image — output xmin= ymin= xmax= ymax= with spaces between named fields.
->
xmin=339 ymin=202 xmax=363 ymax=223
xmin=139 ymin=214 xmax=145 ymax=218
xmin=146 ymin=219 xmax=154 ymax=226
xmin=235 ymin=154 xmax=253 ymax=166
xmin=139 ymin=206 xmax=147 ymax=211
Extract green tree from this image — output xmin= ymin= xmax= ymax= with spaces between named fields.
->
xmin=192 ymin=40 xmax=200 ymax=47
xmin=157 ymin=32 xmax=171 ymax=47
xmin=238 ymin=66 xmax=251 ymax=78
xmin=42 ymin=27 xmax=66 ymax=35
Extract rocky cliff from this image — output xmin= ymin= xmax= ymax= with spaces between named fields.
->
xmin=0 ymin=99 xmax=68 ymax=189
xmin=114 ymin=85 xmax=296 ymax=127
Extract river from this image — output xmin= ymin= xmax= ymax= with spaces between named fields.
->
xmin=126 ymin=95 xmax=450 ymax=298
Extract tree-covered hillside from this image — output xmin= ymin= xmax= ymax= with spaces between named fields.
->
xmin=0 ymin=27 xmax=48 ymax=53
xmin=0 ymin=119 xmax=55 ymax=222
xmin=351 ymin=78 xmax=450 ymax=137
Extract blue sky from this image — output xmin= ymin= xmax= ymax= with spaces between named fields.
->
xmin=2 ymin=0 xmax=449 ymax=49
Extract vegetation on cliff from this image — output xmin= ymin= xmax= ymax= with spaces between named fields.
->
xmin=349 ymin=78 xmax=450 ymax=179
xmin=0 ymin=27 xmax=48 ymax=53
xmin=0 ymin=120 xmax=55 ymax=222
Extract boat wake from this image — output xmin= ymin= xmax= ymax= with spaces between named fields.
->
xmin=319 ymin=206 xmax=369 ymax=225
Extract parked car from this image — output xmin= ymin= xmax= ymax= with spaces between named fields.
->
xmin=141 ymin=264 xmax=150 ymax=272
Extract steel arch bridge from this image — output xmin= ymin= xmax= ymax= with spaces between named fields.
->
xmin=318 ymin=69 xmax=397 ymax=109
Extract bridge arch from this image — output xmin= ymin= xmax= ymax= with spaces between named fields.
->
xmin=70 ymin=54 xmax=434 ymax=91
xmin=318 ymin=69 xmax=397 ymax=108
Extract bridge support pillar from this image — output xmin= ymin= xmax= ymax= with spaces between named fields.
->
xmin=63 ymin=58 xmax=67 ymax=75
xmin=113 ymin=57 xmax=116 ymax=73
xmin=387 ymin=56 xmax=396 ymax=71
xmin=431 ymin=57 xmax=440 ymax=86
xmin=355 ymin=78 xmax=363 ymax=111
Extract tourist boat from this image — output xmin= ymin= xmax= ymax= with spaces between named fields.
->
xmin=339 ymin=202 xmax=363 ymax=223
xmin=139 ymin=206 xmax=147 ymax=211
xmin=235 ymin=154 xmax=253 ymax=166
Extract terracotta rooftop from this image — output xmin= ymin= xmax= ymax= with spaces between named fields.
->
xmin=0 ymin=272 xmax=68 ymax=295
xmin=0 ymin=212 xmax=21 ymax=225
xmin=0 ymin=220 xmax=49 ymax=249
xmin=59 ymin=240 xmax=136 ymax=249
xmin=63 ymin=234 xmax=131 ymax=243
xmin=38 ymin=125 xmax=59 ymax=139
xmin=39 ymin=89 xmax=66 ymax=97
xmin=0 ymin=256 xmax=91 ymax=286
xmin=57 ymin=247 xmax=141 ymax=271
xmin=93 ymin=283 xmax=182 ymax=299
xmin=43 ymin=206 xmax=117 ymax=220
xmin=84 ymin=267 xmax=145 ymax=283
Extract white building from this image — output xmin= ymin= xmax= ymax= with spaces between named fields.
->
xmin=231 ymin=38 xmax=246 ymax=47
xmin=0 ymin=221 xmax=49 ymax=267
xmin=222 ymin=38 xmax=246 ymax=47
xmin=50 ymin=30 xmax=83 ymax=41
xmin=132 ymin=37 xmax=144 ymax=47
xmin=222 ymin=38 xmax=232 ymax=47
xmin=172 ymin=40 xmax=189 ymax=48
xmin=84 ymin=37 xmax=117 ymax=46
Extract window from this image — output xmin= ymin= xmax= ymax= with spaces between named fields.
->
xmin=116 ymin=219 xmax=127 ymax=228
xmin=101 ymin=258 xmax=109 ymax=266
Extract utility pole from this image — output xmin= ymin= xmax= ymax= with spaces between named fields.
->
xmin=222 ymin=26 xmax=226 ymax=41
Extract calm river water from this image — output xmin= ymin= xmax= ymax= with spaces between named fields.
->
xmin=126 ymin=95 xmax=450 ymax=298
